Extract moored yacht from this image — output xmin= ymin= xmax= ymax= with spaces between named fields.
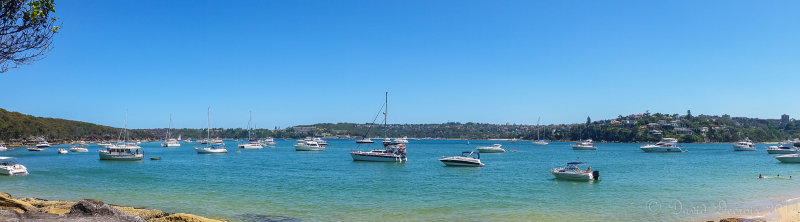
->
xmin=394 ymin=137 xmax=409 ymax=144
xmin=733 ymin=137 xmax=756 ymax=151
xmin=350 ymin=93 xmax=408 ymax=162
xmin=439 ymin=151 xmax=484 ymax=167
xmin=775 ymin=154 xmax=800 ymax=163
xmin=476 ymin=144 xmax=506 ymax=153
xmin=532 ymin=117 xmax=549 ymax=146
xmin=0 ymin=157 xmax=28 ymax=175
xmin=69 ymin=145 xmax=89 ymax=152
xmin=766 ymin=142 xmax=798 ymax=154
xmin=35 ymin=141 xmax=51 ymax=148
xmin=355 ymin=138 xmax=374 ymax=144
xmin=571 ymin=139 xmax=598 ymax=150
xmin=550 ymin=162 xmax=598 ymax=181
xmin=57 ymin=148 xmax=68 ymax=154
xmin=260 ymin=137 xmax=276 ymax=146
xmin=237 ymin=111 xmax=263 ymax=149
xmin=640 ymin=138 xmax=685 ymax=152
xmin=312 ymin=137 xmax=329 ymax=146
xmin=195 ymin=107 xmax=228 ymax=154
xmin=97 ymin=142 xmax=112 ymax=148
xmin=295 ymin=140 xmax=325 ymax=151
xmin=162 ymin=115 xmax=181 ymax=147
xmin=99 ymin=144 xmax=144 ymax=161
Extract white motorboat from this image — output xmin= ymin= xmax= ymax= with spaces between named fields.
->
xmin=476 ymin=144 xmax=506 ymax=153
xmin=78 ymin=141 xmax=88 ymax=146
xmin=195 ymin=107 xmax=228 ymax=154
xmin=439 ymin=151 xmax=484 ymax=167
xmin=0 ymin=157 xmax=28 ymax=176
xmin=640 ymin=138 xmax=685 ymax=152
xmin=550 ymin=162 xmax=598 ymax=181
xmin=766 ymin=142 xmax=798 ymax=154
xmin=394 ymin=137 xmax=409 ymax=144
xmin=260 ymin=137 xmax=276 ymax=146
xmin=295 ymin=140 xmax=325 ymax=151
xmin=0 ymin=144 xmax=7 ymax=151
xmin=571 ymin=139 xmax=598 ymax=150
xmin=532 ymin=117 xmax=549 ymax=146
xmin=27 ymin=147 xmax=43 ymax=151
xmin=99 ymin=144 xmax=144 ymax=161
xmin=312 ymin=137 xmax=330 ymax=146
xmin=183 ymin=138 xmax=193 ymax=143
xmin=733 ymin=137 xmax=756 ymax=151
xmin=57 ymin=148 xmax=68 ymax=154
xmin=776 ymin=154 xmax=800 ymax=163
xmin=162 ymin=139 xmax=180 ymax=147
xmin=355 ymin=138 xmax=374 ymax=144
xmin=239 ymin=140 xmax=263 ymax=149
xmin=69 ymin=146 xmax=89 ymax=152
xmin=35 ymin=141 xmax=51 ymax=148
xmin=97 ymin=143 xmax=112 ymax=148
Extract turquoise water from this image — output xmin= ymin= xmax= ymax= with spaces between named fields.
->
xmin=2 ymin=140 xmax=800 ymax=221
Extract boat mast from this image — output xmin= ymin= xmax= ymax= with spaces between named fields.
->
xmin=123 ymin=110 xmax=129 ymax=142
xmin=536 ymin=117 xmax=541 ymax=141
xmin=248 ymin=110 xmax=252 ymax=141
xmin=383 ymin=92 xmax=388 ymax=139
xmin=168 ymin=113 xmax=172 ymax=140
xmin=207 ymin=107 xmax=211 ymax=141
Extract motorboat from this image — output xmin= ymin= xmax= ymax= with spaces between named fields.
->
xmin=355 ymin=138 xmax=374 ymax=144
xmin=0 ymin=157 xmax=28 ymax=176
xmin=439 ymin=151 xmax=484 ymax=167
xmin=195 ymin=107 xmax=228 ymax=154
xmin=78 ymin=141 xmax=88 ymax=146
xmin=99 ymin=144 xmax=144 ymax=161
xmin=0 ymin=144 xmax=7 ymax=151
xmin=238 ymin=139 xmax=263 ymax=149
xmin=35 ymin=141 xmax=51 ymax=148
xmin=260 ymin=137 xmax=276 ymax=146
xmin=97 ymin=142 xmax=112 ymax=148
xmin=571 ymin=139 xmax=598 ymax=150
xmin=640 ymin=138 xmax=685 ymax=152
xmin=69 ymin=146 xmax=89 ymax=152
xmin=394 ymin=137 xmax=409 ymax=144
xmin=57 ymin=148 xmax=68 ymax=154
xmin=183 ymin=138 xmax=193 ymax=143
xmin=295 ymin=140 xmax=325 ymax=151
xmin=350 ymin=93 xmax=407 ymax=162
xmin=550 ymin=162 xmax=598 ymax=181
xmin=27 ymin=147 xmax=43 ymax=151
xmin=312 ymin=137 xmax=330 ymax=146
xmin=476 ymin=144 xmax=506 ymax=153
xmin=766 ymin=142 xmax=798 ymax=154
xmin=162 ymin=138 xmax=181 ymax=147
xmin=775 ymin=154 xmax=800 ymax=163
xmin=532 ymin=140 xmax=549 ymax=146
xmin=194 ymin=143 xmax=228 ymax=154
xmin=733 ymin=137 xmax=756 ymax=151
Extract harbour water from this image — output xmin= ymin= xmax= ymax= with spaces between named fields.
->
xmin=1 ymin=140 xmax=799 ymax=221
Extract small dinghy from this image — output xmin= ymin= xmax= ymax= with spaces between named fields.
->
xmin=150 ymin=157 xmax=162 ymax=160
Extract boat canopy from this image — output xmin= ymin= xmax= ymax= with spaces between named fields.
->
xmin=567 ymin=161 xmax=584 ymax=165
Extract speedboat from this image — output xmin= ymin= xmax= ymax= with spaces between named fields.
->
xmin=260 ymin=137 xmax=276 ymax=146
xmin=355 ymin=138 xmax=374 ymax=144
xmin=0 ymin=157 xmax=28 ymax=176
xmin=35 ymin=141 xmax=51 ymax=148
xmin=439 ymin=151 xmax=484 ymax=167
xmin=532 ymin=140 xmax=549 ymax=146
xmin=69 ymin=146 xmax=89 ymax=152
xmin=27 ymin=147 xmax=43 ymax=151
xmin=311 ymin=138 xmax=330 ymax=146
xmin=733 ymin=137 xmax=756 ymax=151
xmin=57 ymin=148 xmax=68 ymax=154
xmin=78 ymin=141 xmax=88 ymax=146
xmin=183 ymin=138 xmax=193 ymax=143
xmin=161 ymin=138 xmax=181 ymax=147
xmin=295 ymin=140 xmax=325 ymax=151
xmin=394 ymin=137 xmax=409 ymax=144
xmin=238 ymin=139 xmax=263 ymax=149
xmin=99 ymin=144 xmax=144 ymax=161
xmin=776 ymin=154 xmax=800 ymax=163
xmin=550 ymin=162 xmax=598 ymax=181
xmin=766 ymin=142 xmax=798 ymax=154
xmin=0 ymin=144 xmax=7 ymax=151
xmin=350 ymin=143 xmax=407 ymax=162
xmin=97 ymin=142 xmax=112 ymax=148
xmin=476 ymin=144 xmax=506 ymax=153
xmin=571 ymin=139 xmax=598 ymax=150
xmin=640 ymin=138 xmax=685 ymax=152
xmin=195 ymin=143 xmax=228 ymax=154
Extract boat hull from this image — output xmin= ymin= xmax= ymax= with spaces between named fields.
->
xmin=295 ymin=146 xmax=325 ymax=151
xmin=733 ymin=146 xmax=756 ymax=151
xmin=194 ymin=148 xmax=227 ymax=154
xmin=350 ymin=152 xmax=406 ymax=162
xmin=476 ymin=148 xmax=505 ymax=153
xmin=767 ymin=149 xmax=798 ymax=154
xmin=239 ymin=144 xmax=263 ymax=149
xmin=776 ymin=154 xmax=800 ymax=163
xmin=69 ymin=148 xmax=89 ymax=152
xmin=161 ymin=143 xmax=180 ymax=147
xmin=640 ymin=147 xmax=684 ymax=152
xmin=439 ymin=159 xmax=484 ymax=167
xmin=551 ymin=172 xmax=593 ymax=181
xmin=98 ymin=152 xmax=143 ymax=161
xmin=571 ymin=146 xmax=598 ymax=150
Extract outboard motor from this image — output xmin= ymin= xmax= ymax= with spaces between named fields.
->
xmin=592 ymin=171 xmax=600 ymax=181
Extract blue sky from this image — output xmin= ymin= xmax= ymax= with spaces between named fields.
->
xmin=0 ymin=0 xmax=798 ymax=129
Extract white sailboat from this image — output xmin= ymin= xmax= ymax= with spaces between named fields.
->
xmin=195 ymin=107 xmax=228 ymax=154
xmin=99 ymin=111 xmax=144 ymax=161
xmin=532 ymin=117 xmax=549 ymax=146
xmin=161 ymin=114 xmax=181 ymax=147
xmin=238 ymin=111 xmax=263 ymax=149
xmin=350 ymin=92 xmax=407 ymax=162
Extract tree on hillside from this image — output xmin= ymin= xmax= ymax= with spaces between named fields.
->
xmin=586 ymin=116 xmax=591 ymax=126
xmin=0 ymin=0 xmax=59 ymax=73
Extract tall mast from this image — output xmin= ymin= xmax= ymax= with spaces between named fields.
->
xmin=124 ymin=110 xmax=128 ymax=142
xmin=384 ymin=92 xmax=388 ymax=138
xmin=168 ymin=113 xmax=172 ymax=140
xmin=248 ymin=110 xmax=252 ymax=140
xmin=207 ymin=107 xmax=211 ymax=140
xmin=536 ymin=117 xmax=541 ymax=140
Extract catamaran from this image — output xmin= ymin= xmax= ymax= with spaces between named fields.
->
xmin=238 ymin=111 xmax=263 ymax=149
xmin=161 ymin=114 xmax=181 ymax=147
xmin=195 ymin=107 xmax=228 ymax=154
xmin=350 ymin=92 xmax=407 ymax=162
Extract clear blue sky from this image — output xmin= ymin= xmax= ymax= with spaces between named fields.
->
xmin=0 ymin=0 xmax=798 ymax=129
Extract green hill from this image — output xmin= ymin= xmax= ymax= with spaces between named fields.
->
xmin=0 ymin=108 xmax=138 ymax=144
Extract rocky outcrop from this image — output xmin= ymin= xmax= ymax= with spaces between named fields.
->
xmin=20 ymin=197 xmax=76 ymax=214
xmin=148 ymin=213 xmax=225 ymax=222
xmin=67 ymin=199 xmax=146 ymax=222
xmin=113 ymin=205 xmax=168 ymax=220
xmin=719 ymin=218 xmax=766 ymax=222
xmin=0 ymin=192 xmax=37 ymax=213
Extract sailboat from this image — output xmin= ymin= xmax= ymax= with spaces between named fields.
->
xmin=532 ymin=117 xmax=549 ymax=146
xmin=100 ymin=111 xmax=144 ymax=161
xmin=194 ymin=107 xmax=228 ymax=154
xmin=350 ymin=92 xmax=407 ymax=162
xmin=161 ymin=114 xmax=181 ymax=147
xmin=238 ymin=111 xmax=263 ymax=149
